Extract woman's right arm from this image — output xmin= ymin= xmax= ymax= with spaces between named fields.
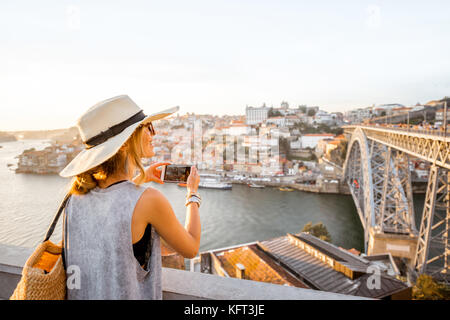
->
xmin=139 ymin=166 xmax=201 ymax=259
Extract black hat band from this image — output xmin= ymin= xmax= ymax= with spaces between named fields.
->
xmin=83 ymin=110 xmax=146 ymax=149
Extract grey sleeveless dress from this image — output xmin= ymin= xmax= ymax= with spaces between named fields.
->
xmin=65 ymin=181 xmax=162 ymax=300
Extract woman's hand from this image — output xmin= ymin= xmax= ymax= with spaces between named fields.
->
xmin=144 ymin=162 xmax=171 ymax=184
xmin=186 ymin=166 xmax=200 ymax=193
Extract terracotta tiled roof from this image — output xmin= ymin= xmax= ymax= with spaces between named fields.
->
xmin=162 ymin=253 xmax=185 ymax=270
xmin=215 ymin=244 xmax=308 ymax=288
xmin=340 ymin=247 xmax=361 ymax=256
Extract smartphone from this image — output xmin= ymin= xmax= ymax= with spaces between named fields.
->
xmin=160 ymin=165 xmax=191 ymax=183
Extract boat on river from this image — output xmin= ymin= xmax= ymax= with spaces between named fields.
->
xmin=199 ymin=178 xmax=232 ymax=190
xmin=279 ymin=187 xmax=294 ymax=192
xmin=248 ymin=183 xmax=265 ymax=188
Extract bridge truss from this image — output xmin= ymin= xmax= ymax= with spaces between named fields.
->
xmin=344 ymin=128 xmax=417 ymax=250
xmin=343 ymin=126 xmax=449 ymax=284
xmin=414 ymin=166 xmax=450 ymax=285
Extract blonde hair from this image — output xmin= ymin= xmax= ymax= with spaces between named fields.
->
xmin=69 ymin=125 xmax=147 ymax=195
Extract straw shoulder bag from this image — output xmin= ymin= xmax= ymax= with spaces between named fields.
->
xmin=10 ymin=194 xmax=71 ymax=300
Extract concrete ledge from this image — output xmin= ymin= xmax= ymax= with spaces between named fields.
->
xmin=162 ymin=267 xmax=368 ymax=300
xmin=0 ymin=243 xmax=370 ymax=300
xmin=0 ymin=244 xmax=34 ymax=299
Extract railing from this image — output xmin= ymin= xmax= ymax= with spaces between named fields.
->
xmin=343 ymin=124 xmax=450 ymax=139
xmin=0 ymin=243 xmax=370 ymax=300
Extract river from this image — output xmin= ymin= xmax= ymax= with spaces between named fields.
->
xmin=0 ymin=140 xmax=425 ymax=253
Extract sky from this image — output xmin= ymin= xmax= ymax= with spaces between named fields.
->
xmin=1 ymin=0 xmax=449 ymax=131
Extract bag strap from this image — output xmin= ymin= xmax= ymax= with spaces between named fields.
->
xmin=62 ymin=201 xmax=69 ymax=270
xmin=43 ymin=193 xmax=71 ymax=242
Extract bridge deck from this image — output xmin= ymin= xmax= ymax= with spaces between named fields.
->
xmin=344 ymin=125 xmax=450 ymax=170
xmin=343 ymin=124 xmax=450 ymax=140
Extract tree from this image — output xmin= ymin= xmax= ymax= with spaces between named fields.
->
xmin=412 ymin=274 xmax=450 ymax=300
xmin=268 ymin=107 xmax=282 ymax=118
xmin=280 ymin=101 xmax=289 ymax=109
xmin=307 ymin=109 xmax=316 ymax=117
xmin=328 ymin=140 xmax=348 ymax=166
xmin=301 ymin=222 xmax=332 ymax=242
xmin=298 ymin=105 xmax=307 ymax=114
xmin=279 ymin=137 xmax=290 ymax=160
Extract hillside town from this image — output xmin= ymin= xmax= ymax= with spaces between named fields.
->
xmin=0 ymin=132 xmax=17 ymax=143
xmin=11 ymin=97 xmax=447 ymax=194
xmin=15 ymin=142 xmax=83 ymax=175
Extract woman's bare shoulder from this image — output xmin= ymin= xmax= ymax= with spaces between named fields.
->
xmin=135 ymin=186 xmax=171 ymax=221
xmin=139 ymin=186 xmax=166 ymax=205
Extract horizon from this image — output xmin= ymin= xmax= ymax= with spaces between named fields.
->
xmin=0 ymin=96 xmax=445 ymax=132
xmin=1 ymin=1 xmax=449 ymax=131
xmin=1 ymin=98 xmax=445 ymax=134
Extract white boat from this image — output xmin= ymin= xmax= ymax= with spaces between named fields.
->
xmin=248 ymin=183 xmax=265 ymax=188
xmin=199 ymin=178 xmax=232 ymax=190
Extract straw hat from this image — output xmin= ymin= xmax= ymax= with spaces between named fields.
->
xmin=59 ymin=95 xmax=179 ymax=178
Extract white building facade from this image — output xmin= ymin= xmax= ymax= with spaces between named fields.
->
xmin=301 ymin=134 xmax=335 ymax=149
xmin=246 ymin=106 xmax=269 ymax=125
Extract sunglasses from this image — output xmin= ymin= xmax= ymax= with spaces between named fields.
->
xmin=141 ymin=122 xmax=156 ymax=136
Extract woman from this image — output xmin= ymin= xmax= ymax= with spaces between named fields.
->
xmin=59 ymin=95 xmax=201 ymax=299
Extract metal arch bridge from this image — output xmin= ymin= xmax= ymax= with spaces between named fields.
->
xmin=342 ymin=125 xmax=450 ymax=284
